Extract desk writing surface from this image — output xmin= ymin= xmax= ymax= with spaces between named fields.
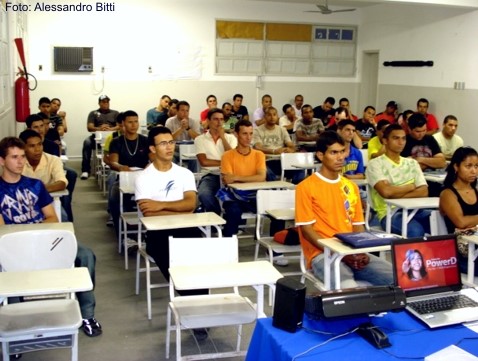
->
xmin=384 ymin=197 xmax=439 ymax=209
xmin=141 ymin=212 xmax=225 ymax=231
xmin=0 ymin=222 xmax=74 ymax=238
xmin=246 ymin=311 xmax=478 ymax=361
xmin=265 ymin=208 xmax=295 ymax=221
xmin=169 ymin=261 xmax=282 ymax=290
xmin=317 ymin=237 xmax=391 ymax=255
xmin=229 ymin=181 xmax=294 ymax=191
xmin=0 ymin=268 xmax=93 ymax=297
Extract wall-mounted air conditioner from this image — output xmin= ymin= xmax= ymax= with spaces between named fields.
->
xmin=53 ymin=46 xmax=93 ymax=73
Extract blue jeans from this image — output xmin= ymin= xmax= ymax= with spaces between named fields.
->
xmin=75 ymin=244 xmax=96 ymax=319
xmin=311 ymin=253 xmax=393 ymax=289
xmin=197 ymin=173 xmax=221 ymax=215
xmin=379 ymin=208 xmax=432 ymax=237
xmin=222 ymin=200 xmax=256 ymax=237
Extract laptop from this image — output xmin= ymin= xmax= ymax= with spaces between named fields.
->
xmin=391 ymin=234 xmax=478 ymax=328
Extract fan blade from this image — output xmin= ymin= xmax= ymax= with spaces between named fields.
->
xmin=330 ymin=8 xmax=356 ymax=13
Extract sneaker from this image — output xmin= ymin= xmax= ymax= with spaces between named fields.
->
xmin=192 ymin=328 xmax=208 ymax=341
xmin=273 ymin=255 xmax=289 ymax=267
xmin=82 ymin=318 xmax=102 ymax=337
xmin=80 ymin=172 xmax=89 ymax=180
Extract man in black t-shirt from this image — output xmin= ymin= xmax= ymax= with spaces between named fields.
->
xmin=108 ymin=110 xmax=151 ymax=236
xmin=313 ymin=96 xmax=335 ymax=127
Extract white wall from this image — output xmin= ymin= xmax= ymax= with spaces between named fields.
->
xmin=2 ymin=0 xmax=476 ymax=156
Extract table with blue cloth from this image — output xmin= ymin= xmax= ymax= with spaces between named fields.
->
xmin=246 ymin=311 xmax=478 ymax=361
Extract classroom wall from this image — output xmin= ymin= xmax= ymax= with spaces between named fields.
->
xmin=2 ymin=0 xmax=477 ymax=156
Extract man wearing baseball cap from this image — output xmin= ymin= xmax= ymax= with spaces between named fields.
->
xmin=375 ymin=100 xmax=397 ymax=124
xmin=80 ymin=95 xmax=119 ymax=179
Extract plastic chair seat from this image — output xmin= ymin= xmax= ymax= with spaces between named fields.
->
xmin=0 ymin=299 xmax=81 ymax=338
xmin=169 ymin=294 xmax=256 ymax=330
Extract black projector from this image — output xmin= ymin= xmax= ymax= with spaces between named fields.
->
xmin=305 ymin=285 xmax=406 ymax=319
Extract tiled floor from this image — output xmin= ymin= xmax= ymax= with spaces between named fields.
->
xmin=11 ymin=160 xmax=301 ymax=361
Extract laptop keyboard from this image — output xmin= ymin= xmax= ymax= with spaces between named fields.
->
xmin=409 ymin=294 xmax=478 ymax=314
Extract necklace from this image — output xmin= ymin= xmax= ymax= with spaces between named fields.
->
xmin=124 ymin=136 xmax=139 ymax=156
xmin=236 ymin=147 xmax=251 ymax=156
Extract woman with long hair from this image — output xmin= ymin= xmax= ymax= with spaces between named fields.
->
xmin=439 ymin=146 xmax=478 ymax=275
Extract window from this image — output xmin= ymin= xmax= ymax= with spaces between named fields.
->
xmin=216 ymin=20 xmax=357 ymax=77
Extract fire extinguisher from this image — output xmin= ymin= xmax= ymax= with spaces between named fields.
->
xmin=14 ymin=38 xmax=37 ymax=123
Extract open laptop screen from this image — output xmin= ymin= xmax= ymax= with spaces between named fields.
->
xmin=391 ymin=235 xmax=461 ymax=295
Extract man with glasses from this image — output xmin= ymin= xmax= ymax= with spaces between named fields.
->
xmin=135 ymin=127 xmax=207 ymax=338
xmin=195 ymin=108 xmax=236 ymax=215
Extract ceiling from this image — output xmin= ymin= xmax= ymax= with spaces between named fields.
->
xmin=249 ymin=0 xmax=478 ymax=10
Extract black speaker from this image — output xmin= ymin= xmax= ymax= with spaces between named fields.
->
xmin=272 ymin=277 xmax=306 ymax=333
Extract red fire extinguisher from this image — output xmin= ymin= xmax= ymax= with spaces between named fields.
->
xmin=14 ymin=38 xmax=37 ymax=123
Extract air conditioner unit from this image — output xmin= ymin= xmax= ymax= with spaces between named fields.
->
xmin=53 ymin=46 xmax=93 ymax=73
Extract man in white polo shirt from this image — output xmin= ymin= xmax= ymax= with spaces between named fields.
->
xmin=195 ymin=108 xmax=237 ymax=215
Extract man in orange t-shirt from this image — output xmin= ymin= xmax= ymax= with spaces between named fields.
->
xmin=220 ymin=119 xmax=266 ymax=237
xmin=295 ymin=131 xmax=393 ymax=289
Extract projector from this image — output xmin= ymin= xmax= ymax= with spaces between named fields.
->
xmin=305 ymin=285 xmax=406 ymax=319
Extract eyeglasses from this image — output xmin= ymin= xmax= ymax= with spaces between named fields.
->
xmin=155 ymin=140 xmax=176 ymax=147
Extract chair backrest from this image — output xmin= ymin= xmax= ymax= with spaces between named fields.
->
xmin=0 ymin=228 xmax=77 ymax=272
xmin=119 ymin=170 xmax=143 ymax=192
xmin=169 ymin=236 xmax=238 ymax=268
xmin=280 ymin=152 xmax=315 ymax=180
xmin=429 ymin=210 xmax=448 ymax=236
xmin=256 ymin=189 xmax=295 ymax=239
xmin=360 ymin=149 xmax=368 ymax=168
xmin=95 ymin=130 xmax=114 ymax=146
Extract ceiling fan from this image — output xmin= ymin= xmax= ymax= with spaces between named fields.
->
xmin=305 ymin=0 xmax=356 ymax=15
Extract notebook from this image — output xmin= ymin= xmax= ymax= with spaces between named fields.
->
xmin=335 ymin=231 xmax=400 ymax=248
xmin=391 ymin=235 xmax=478 ymax=328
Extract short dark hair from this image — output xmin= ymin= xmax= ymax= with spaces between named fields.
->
xmin=324 ymin=97 xmax=335 ymax=105
xmin=115 ymin=112 xmax=125 ymax=124
xmin=51 ymin=97 xmax=61 ymax=104
xmin=161 ymin=95 xmax=171 ymax=100
xmin=407 ymin=113 xmax=427 ymax=130
xmin=301 ymin=104 xmax=313 ymax=112
xmin=25 ymin=114 xmax=44 ymax=128
xmin=235 ymin=119 xmax=253 ymax=133
xmin=123 ymin=110 xmax=138 ymax=119
xmin=148 ymin=126 xmax=172 ymax=146
xmin=295 ymin=94 xmax=303 ymax=100
xmin=417 ymin=98 xmax=429 ymax=106
xmin=339 ymin=97 xmax=349 ymax=104
xmin=337 ymin=119 xmax=355 ymax=130
xmin=177 ymin=100 xmax=190 ymax=109
xmin=316 ymin=130 xmax=344 ymax=154
xmin=262 ymin=94 xmax=272 ymax=101
xmin=38 ymin=97 xmax=50 ymax=106
xmin=169 ymin=98 xmax=179 ymax=106
xmin=443 ymin=115 xmax=457 ymax=124
xmin=363 ymin=105 xmax=375 ymax=113
xmin=206 ymin=94 xmax=216 ymax=102
xmin=335 ymin=106 xmax=350 ymax=118
xmin=233 ymin=94 xmax=243 ymax=101
xmin=207 ymin=108 xmax=224 ymax=120
xmin=383 ymin=123 xmax=404 ymax=139
xmin=37 ymin=112 xmax=49 ymax=121
xmin=0 ymin=137 xmax=25 ymax=158
xmin=376 ymin=119 xmax=391 ymax=131
xmin=19 ymin=129 xmax=42 ymax=144
xmin=222 ymin=102 xmax=232 ymax=109
xmin=282 ymin=104 xmax=293 ymax=114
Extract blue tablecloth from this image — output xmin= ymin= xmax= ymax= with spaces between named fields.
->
xmin=246 ymin=311 xmax=478 ymax=361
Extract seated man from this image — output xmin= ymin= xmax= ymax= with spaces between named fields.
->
xmin=367 ymin=119 xmax=390 ymax=160
xmin=432 ymin=115 xmax=463 ymax=160
xmin=146 ymin=95 xmax=171 ymax=129
xmin=337 ymin=120 xmax=365 ymax=180
xmin=107 ymin=110 xmax=151 ymax=236
xmin=401 ymin=113 xmax=446 ymax=197
xmin=367 ymin=124 xmax=431 ymax=237
xmin=195 ymin=108 xmax=236 ymax=215
xmin=252 ymin=94 xmax=272 ymax=128
xmin=296 ymin=131 xmax=392 ymax=289
xmin=19 ymin=129 xmax=69 ymax=222
xmin=279 ymin=104 xmax=300 ymax=134
xmin=355 ymin=106 xmax=377 ymax=147
xmin=220 ymin=119 xmax=266 ymax=237
xmin=0 ymin=136 xmax=102 ymax=337
xmin=252 ymin=106 xmax=298 ymax=181
xmin=295 ymin=104 xmax=324 ymax=151
xmin=135 ymin=127 xmax=208 ymax=341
